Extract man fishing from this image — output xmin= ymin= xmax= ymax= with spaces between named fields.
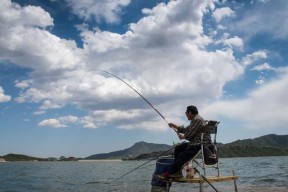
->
xmin=165 ymin=105 xmax=211 ymax=178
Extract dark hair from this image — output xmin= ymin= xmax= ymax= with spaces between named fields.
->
xmin=186 ymin=105 xmax=198 ymax=115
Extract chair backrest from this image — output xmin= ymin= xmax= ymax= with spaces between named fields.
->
xmin=206 ymin=120 xmax=219 ymax=134
xmin=205 ymin=120 xmax=220 ymax=144
xmin=188 ymin=120 xmax=220 ymax=177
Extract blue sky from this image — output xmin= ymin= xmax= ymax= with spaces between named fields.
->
xmin=0 ymin=0 xmax=287 ymax=158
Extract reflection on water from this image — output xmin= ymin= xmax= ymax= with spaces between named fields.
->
xmin=0 ymin=156 xmax=287 ymax=192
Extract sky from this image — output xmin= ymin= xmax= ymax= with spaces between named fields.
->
xmin=0 ymin=0 xmax=288 ymax=158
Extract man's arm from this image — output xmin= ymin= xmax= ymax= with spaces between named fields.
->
xmin=184 ymin=118 xmax=203 ymax=140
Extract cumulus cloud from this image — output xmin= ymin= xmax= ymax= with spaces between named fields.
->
xmin=229 ymin=0 xmax=288 ymax=40
xmin=33 ymin=110 xmax=46 ymax=115
xmin=255 ymin=75 xmax=265 ymax=85
xmin=0 ymin=87 xmax=11 ymax=102
xmin=0 ymin=0 xmax=81 ymax=71
xmin=0 ymin=0 xmax=53 ymax=28
xmin=38 ymin=115 xmax=79 ymax=128
xmin=39 ymin=100 xmax=62 ymax=110
xmin=251 ymin=63 xmax=275 ymax=71
xmin=213 ymin=7 xmax=234 ymax=22
xmin=215 ymin=33 xmax=243 ymax=49
xmin=1 ymin=0 xmax=244 ymax=130
xmin=38 ymin=118 xmax=66 ymax=128
xmin=15 ymin=80 xmax=32 ymax=89
xmin=202 ymin=67 xmax=288 ymax=130
xmin=65 ymin=0 xmax=131 ymax=23
xmin=223 ymin=36 xmax=243 ymax=49
xmin=2 ymin=0 xmax=286 ymax=133
xmin=241 ymin=50 xmax=267 ymax=66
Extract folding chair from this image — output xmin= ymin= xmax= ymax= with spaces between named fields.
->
xmin=156 ymin=120 xmax=239 ymax=192
xmin=188 ymin=120 xmax=220 ymax=177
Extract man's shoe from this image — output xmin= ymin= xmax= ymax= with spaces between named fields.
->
xmin=169 ymin=171 xmax=183 ymax=179
xmin=154 ymin=172 xmax=169 ymax=180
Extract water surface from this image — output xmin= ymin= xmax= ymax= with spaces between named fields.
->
xmin=0 ymin=156 xmax=287 ymax=192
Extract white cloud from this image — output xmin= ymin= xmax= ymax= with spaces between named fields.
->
xmin=33 ymin=111 xmax=46 ymax=115
xmin=39 ymin=100 xmax=62 ymax=110
xmin=223 ymin=36 xmax=243 ymax=49
xmin=230 ymin=0 xmax=288 ymax=40
xmin=241 ymin=50 xmax=267 ymax=66
xmin=257 ymin=0 xmax=270 ymax=3
xmin=81 ymin=29 xmax=129 ymax=53
xmin=15 ymin=80 xmax=32 ymax=89
xmin=213 ymin=7 xmax=234 ymax=22
xmin=256 ymin=78 xmax=265 ymax=85
xmin=251 ymin=63 xmax=275 ymax=71
xmin=0 ymin=87 xmax=11 ymax=102
xmin=215 ymin=33 xmax=243 ymax=49
xmin=202 ymin=67 xmax=288 ymax=130
xmin=59 ymin=115 xmax=79 ymax=123
xmin=38 ymin=118 xmax=66 ymax=128
xmin=0 ymin=0 xmax=53 ymax=28
xmin=64 ymin=0 xmax=131 ymax=24
xmin=1 ymin=0 xmax=245 ymax=130
xmin=4 ymin=0 xmax=285 ymax=134
xmin=79 ymin=116 xmax=97 ymax=128
xmin=38 ymin=115 xmax=78 ymax=128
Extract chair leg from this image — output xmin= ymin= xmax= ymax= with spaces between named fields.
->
xmin=199 ymin=182 xmax=203 ymax=192
xmin=166 ymin=182 xmax=170 ymax=192
xmin=233 ymin=169 xmax=238 ymax=192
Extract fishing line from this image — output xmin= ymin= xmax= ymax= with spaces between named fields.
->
xmin=91 ymin=70 xmax=219 ymax=192
xmin=89 ymin=70 xmax=181 ymax=185
xmin=96 ymin=69 xmax=178 ymax=134
xmin=110 ymin=142 xmax=183 ymax=183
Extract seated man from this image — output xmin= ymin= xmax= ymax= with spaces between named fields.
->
xmin=166 ymin=105 xmax=211 ymax=178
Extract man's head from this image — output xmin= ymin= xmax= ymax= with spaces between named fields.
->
xmin=185 ymin=105 xmax=198 ymax=120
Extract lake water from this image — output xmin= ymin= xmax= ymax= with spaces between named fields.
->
xmin=0 ymin=156 xmax=287 ymax=192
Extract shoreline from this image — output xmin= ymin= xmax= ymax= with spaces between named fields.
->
xmin=78 ymin=159 xmax=122 ymax=162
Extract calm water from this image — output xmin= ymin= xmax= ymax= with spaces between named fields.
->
xmin=0 ymin=156 xmax=287 ymax=192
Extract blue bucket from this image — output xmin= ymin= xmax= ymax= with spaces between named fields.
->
xmin=151 ymin=157 xmax=174 ymax=187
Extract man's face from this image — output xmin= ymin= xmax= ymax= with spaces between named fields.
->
xmin=185 ymin=111 xmax=194 ymax=120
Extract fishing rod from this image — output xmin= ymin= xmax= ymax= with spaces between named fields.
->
xmin=93 ymin=70 xmax=219 ymax=192
xmin=194 ymin=168 xmax=219 ymax=192
xmin=94 ymin=70 xmax=181 ymax=184
xmin=111 ymin=141 xmax=185 ymax=183
xmin=96 ymin=69 xmax=178 ymax=134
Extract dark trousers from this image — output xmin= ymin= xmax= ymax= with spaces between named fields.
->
xmin=168 ymin=143 xmax=201 ymax=174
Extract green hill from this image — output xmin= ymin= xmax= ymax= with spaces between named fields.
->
xmin=86 ymin=134 xmax=288 ymax=160
xmin=217 ymin=134 xmax=288 ymax=158
xmin=85 ymin=141 xmax=171 ymax=159
xmin=1 ymin=153 xmax=47 ymax=161
xmin=2 ymin=134 xmax=288 ymax=161
xmin=218 ymin=145 xmax=288 ymax=158
xmin=225 ymin=134 xmax=288 ymax=148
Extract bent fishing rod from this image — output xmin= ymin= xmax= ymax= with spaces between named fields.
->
xmin=96 ymin=69 xmax=178 ymax=134
xmin=111 ymin=141 xmax=185 ymax=183
xmin=95 ymin=70 xmax=182 ymax=183
xmin=94 ymin=70 xmax=219 ymax=192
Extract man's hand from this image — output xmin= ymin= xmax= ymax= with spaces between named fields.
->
xmin=178 ymin=133 xmax=185 ymax=140
xmin=168 ymin=123 xmax=178 ymax=129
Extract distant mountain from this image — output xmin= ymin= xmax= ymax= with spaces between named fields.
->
xmin=218 ymin=134 xmax=288 ymax=157
xmin=86 ymin=134 xmax=288 ymax=160
xmin=218 ymin=145 xmax=288 ymax=158
xmin=1 ymin=153 xmax=47 ymax=161
xmin=225 ymin=134 xmax=288 ymax=148
xmin=2 ymin=134 xmax=287 ymax=161
xmin=0 ymin=154 xmax=82 ymax=162
xmin=85 ymin=141 xmax=171 ymax=159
